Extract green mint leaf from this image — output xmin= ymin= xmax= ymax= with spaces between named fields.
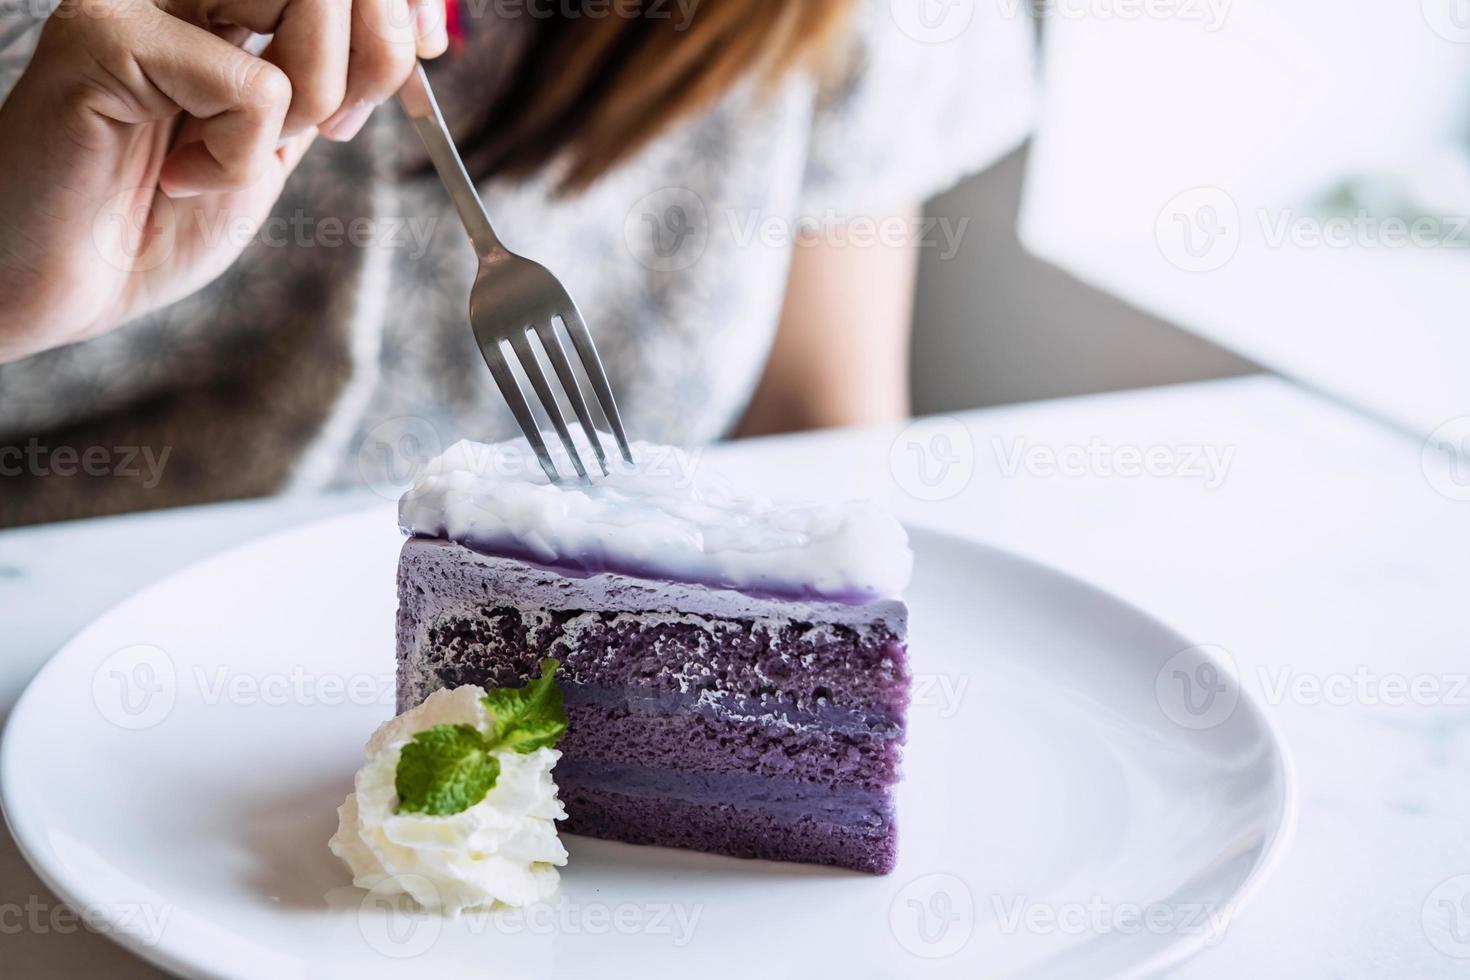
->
xmin=394 ymin=723 xmax=501 ymax=816
xmin=481 ymin=658 xmax=568 ymax=754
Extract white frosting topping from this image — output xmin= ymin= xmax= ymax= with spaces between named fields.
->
xmin=398 ymin=438 xmax=913 ymax=599
xmin=329 ymin=686 xmax=568 ymax=914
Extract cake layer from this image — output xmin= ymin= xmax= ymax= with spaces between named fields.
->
xmin=562 ymin=682 xmax=903 ymax=734
xmin=558 ymin=700 xmax=901 ymax=791
xmin=414 ymin=608 xmax=908 ymax=715
xmin=396 ymin=536 xmax=909 ymax=875
xmin=398 ymin=439 xmax=913 ymax=601
xmin=398 ymin=537 xmax=909 ymax=714
xmin=397 ymin=536 xmax=908 ymax=632
xmin=406 ymin=614 xmax=905 ymax=789
xmin=553 ymin=760 xmax=893 ymax=829
xmin=558 ymin=785 xmax=897 ymax=874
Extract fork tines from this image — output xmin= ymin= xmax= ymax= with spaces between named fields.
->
xmin=484 ymin=310 xmax=634 ymax=484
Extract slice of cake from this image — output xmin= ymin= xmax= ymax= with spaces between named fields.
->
xmin=394 ymin=439 xmax=912 ymax=874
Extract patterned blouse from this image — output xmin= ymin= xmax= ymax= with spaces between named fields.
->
xmin=0 ymin=0 xmax=1034 ymax=526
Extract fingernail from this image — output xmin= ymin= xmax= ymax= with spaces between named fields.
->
xmin=320 ymin=101 xmax=374 ymax=142
xmin=416 ymin=2 xmax=449 ymax=57
xmin=159 ymin=179 xmax=201 ymax=200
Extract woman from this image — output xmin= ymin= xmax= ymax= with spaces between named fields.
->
xmin=0 ymin=0 xmax=1033 ymax=525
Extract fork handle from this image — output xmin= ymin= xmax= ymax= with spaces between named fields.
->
xmin=397 ymin=62 xmax=504 ymax=259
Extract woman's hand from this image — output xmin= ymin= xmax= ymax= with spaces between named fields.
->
xmin=0 ymin=0 xmax=448 ymax=363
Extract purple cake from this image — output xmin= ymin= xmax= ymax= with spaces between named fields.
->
xmin=394 ymin=439 xmax=913 ymax=874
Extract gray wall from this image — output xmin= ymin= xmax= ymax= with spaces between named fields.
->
xmin=910 ymin=144 xmax=1256 ymax=414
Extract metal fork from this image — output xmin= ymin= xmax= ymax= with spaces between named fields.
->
xmin=396 ymin=63 xmax=633 ymax=482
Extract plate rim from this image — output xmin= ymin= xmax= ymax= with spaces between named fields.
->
xmin=1 ymin=509 xmax=1298 ymax=980
xmin=902 ymin=520 xmax=1299 ymax=979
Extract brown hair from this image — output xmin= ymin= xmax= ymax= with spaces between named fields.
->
xmin=458 ymin=0 xmax=857 ymax=193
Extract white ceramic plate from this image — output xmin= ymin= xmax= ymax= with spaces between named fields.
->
xmin=1 ymin=508 xmax=1294 ymax=979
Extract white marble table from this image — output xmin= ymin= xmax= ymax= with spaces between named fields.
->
xmin=3 ymin=375 xmax=1468 ymax=978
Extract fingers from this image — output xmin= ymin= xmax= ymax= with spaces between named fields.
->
xmin=79 ymin=7 xmax=294 ymax=197
xmin=207 ymin=0 xmax=353 ymax=139
xmin=48 ymin=0 xmax=443 ymax=205
xmin=169 ymin=109 xmax=318 ymax=197
xmin=176 ymin=0 xmax=447 ymax=145
xmin=319 ymin=0 xmax=419 ymax=141
xmin=410 ymin=0 xmax=449 ymax=59
xmin=209 ymin=0 xmax=440 ymax=145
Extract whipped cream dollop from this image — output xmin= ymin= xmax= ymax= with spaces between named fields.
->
xmin=398 ymin=438 xmax=913 ymax=600
xmin=329 ymin=686 xmax=567 ymax=914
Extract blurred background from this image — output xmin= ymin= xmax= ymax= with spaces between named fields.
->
xmin=4 ymin=0 xmax=1467 ymax=531
xmin=913 ymin=144 xmax=1253 ymax=414
xmin=912 ymin=2 xmax=1469 ymax=441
